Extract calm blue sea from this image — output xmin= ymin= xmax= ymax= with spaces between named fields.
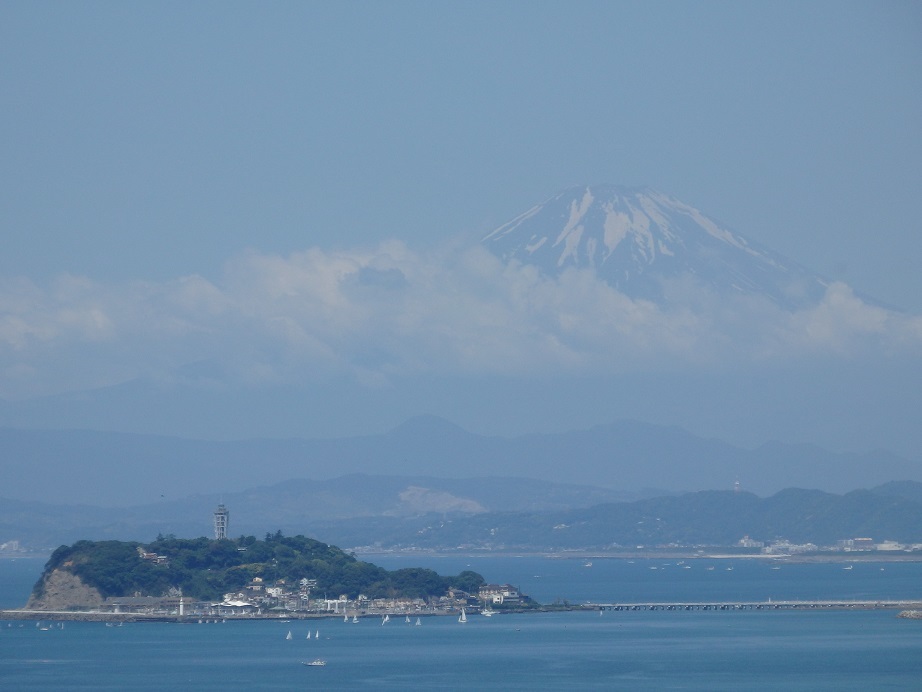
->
xmin=3 ymin=555 xmax=922 ymax=690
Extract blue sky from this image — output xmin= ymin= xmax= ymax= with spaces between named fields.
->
xmin=1 ymin=2 xmax=921 ymax=455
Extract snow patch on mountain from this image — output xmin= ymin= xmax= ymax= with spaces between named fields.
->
xmin=483 ymin=185 xmax=829 ymax=310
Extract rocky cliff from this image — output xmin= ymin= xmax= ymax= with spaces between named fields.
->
xmin=25 ymin=568 xmax=104 ymax=610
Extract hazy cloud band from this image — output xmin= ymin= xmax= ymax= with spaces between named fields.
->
xmin=2 ymin=242 xmax=920 ymax=399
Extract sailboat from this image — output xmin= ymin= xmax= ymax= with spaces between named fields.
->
xmin=482 ymin=600 xmax=495 ymax=617
xmin=306 ymin=631 xmax=311 ymax=639
xmin=405 ymin=615 xmax=411 ymax=624
xmin=458 ymin=608 xmax=467 ymax=623
xmin=315 ymin=629 xmax=319 ymax=639
xmin=344 ymin=614 xmax=348 ymax=623
xmin=415 ymin=617 xmax=421 ymax=626
xmin=286 ymin=630 xmax=292 ymax=640
xmin=352 ymin=615 xmax=358 ymax=623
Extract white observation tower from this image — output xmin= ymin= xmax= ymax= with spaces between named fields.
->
xmin=213 ymin=503 xmax=229 ymax=540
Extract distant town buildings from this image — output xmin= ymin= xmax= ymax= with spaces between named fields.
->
xmin=761 ymin=539 xmax=818 ymax=555
xmin=0 ymin=540 xmax=22 ymax=554
xmin=839 ymin=537 xmax=875 ymax=550
xmin=737 ymin=536 xmax=922 ymax=555
xmin=737 ymin=536 xmax=763 ymax=549
xmin=835 ymin=537 xmax=919 ymax=552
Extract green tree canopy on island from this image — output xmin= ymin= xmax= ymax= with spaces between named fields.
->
xmin=34 ymin=533 xmax=485 ymax=602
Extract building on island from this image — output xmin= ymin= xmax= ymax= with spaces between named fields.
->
xmin=213 ymin=503 xmax=229 ymax=540
xmin=478 ymin=584 xmax=522 ymax=605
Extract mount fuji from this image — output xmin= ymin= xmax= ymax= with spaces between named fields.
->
xmin=483 ymin=185 xmax=829 ymax=310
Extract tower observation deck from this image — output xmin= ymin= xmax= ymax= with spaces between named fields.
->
xmin=213 ymin=504 xmax=229 ymax=540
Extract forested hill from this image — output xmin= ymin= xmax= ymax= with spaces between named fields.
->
xmin=30 ymin=533 xmax=484 ymax=603
xmin=303 ymin=487 xmax=922 ymax=551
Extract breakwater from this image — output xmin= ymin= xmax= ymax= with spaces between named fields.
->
xmin=587 ymin=599 xmax=922 ymax=612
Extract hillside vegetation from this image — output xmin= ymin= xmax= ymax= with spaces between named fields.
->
xmin=33 ymin=533 xmax=484 ymax=602
xmin=304 ymin=487 xmax=922 ymax=550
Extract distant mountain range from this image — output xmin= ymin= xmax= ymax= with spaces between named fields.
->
xmin=0 ymin=473 xmax=646 ymax=549
xmin=3 ymin=411 xmax=921 ymax=551
xmin=311 ymin=482 xmax=922 ymax=551
xmin=483 ymin=185 xmax=830 ymax=309
xmin=2 ymin=187 xmax=918 ymax=555
xmin=4 ymin=477 xmax=922 ymax=553
xmin=1 ymin=416 xmax=919 ymax=511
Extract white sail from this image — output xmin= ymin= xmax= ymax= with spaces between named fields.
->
xmin=459 ymin=608 xmax=467 ymax=623
xmin=286 ymin=630 xmax=292 ymax=640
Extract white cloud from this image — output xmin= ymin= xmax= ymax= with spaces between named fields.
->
xmin=754 ymin=282 xmax=922 ymax=359
xmin=0 ymin=243 xmax=920 ymax=399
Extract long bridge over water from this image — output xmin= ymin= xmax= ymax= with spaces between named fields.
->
xmin=586 ymin=600 xmax=922 ymax=612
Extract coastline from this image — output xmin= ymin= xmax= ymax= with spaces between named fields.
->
xmin=354 ymin=549 xmax=922 ymax=564
xmin=8 ymin=551 xmax=922 ymax=623
xmin=0 ymin=606 xmax=559 ymax=623
xmin=6 ymin=598 xmax=922 ymax=623
xmin=7 ymin=550 xmax=922 ymax=564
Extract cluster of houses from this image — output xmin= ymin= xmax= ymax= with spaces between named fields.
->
xmin=737 ymin=536 xmax=922 ymax=555
xmin=103 ymin=577 xmax=524 ymax=618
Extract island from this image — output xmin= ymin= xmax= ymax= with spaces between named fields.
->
xmin=5 ymin=533 xmax=538 ymax=622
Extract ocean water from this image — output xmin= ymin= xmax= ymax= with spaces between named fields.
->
xmin=369 ymin=554 xmax=922 ymax=604
xmin=3 ymin=556 xmax=922 ymax=690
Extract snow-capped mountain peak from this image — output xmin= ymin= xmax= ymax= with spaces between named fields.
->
xmin=483 ymin=185 xmax=827 ymax=309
